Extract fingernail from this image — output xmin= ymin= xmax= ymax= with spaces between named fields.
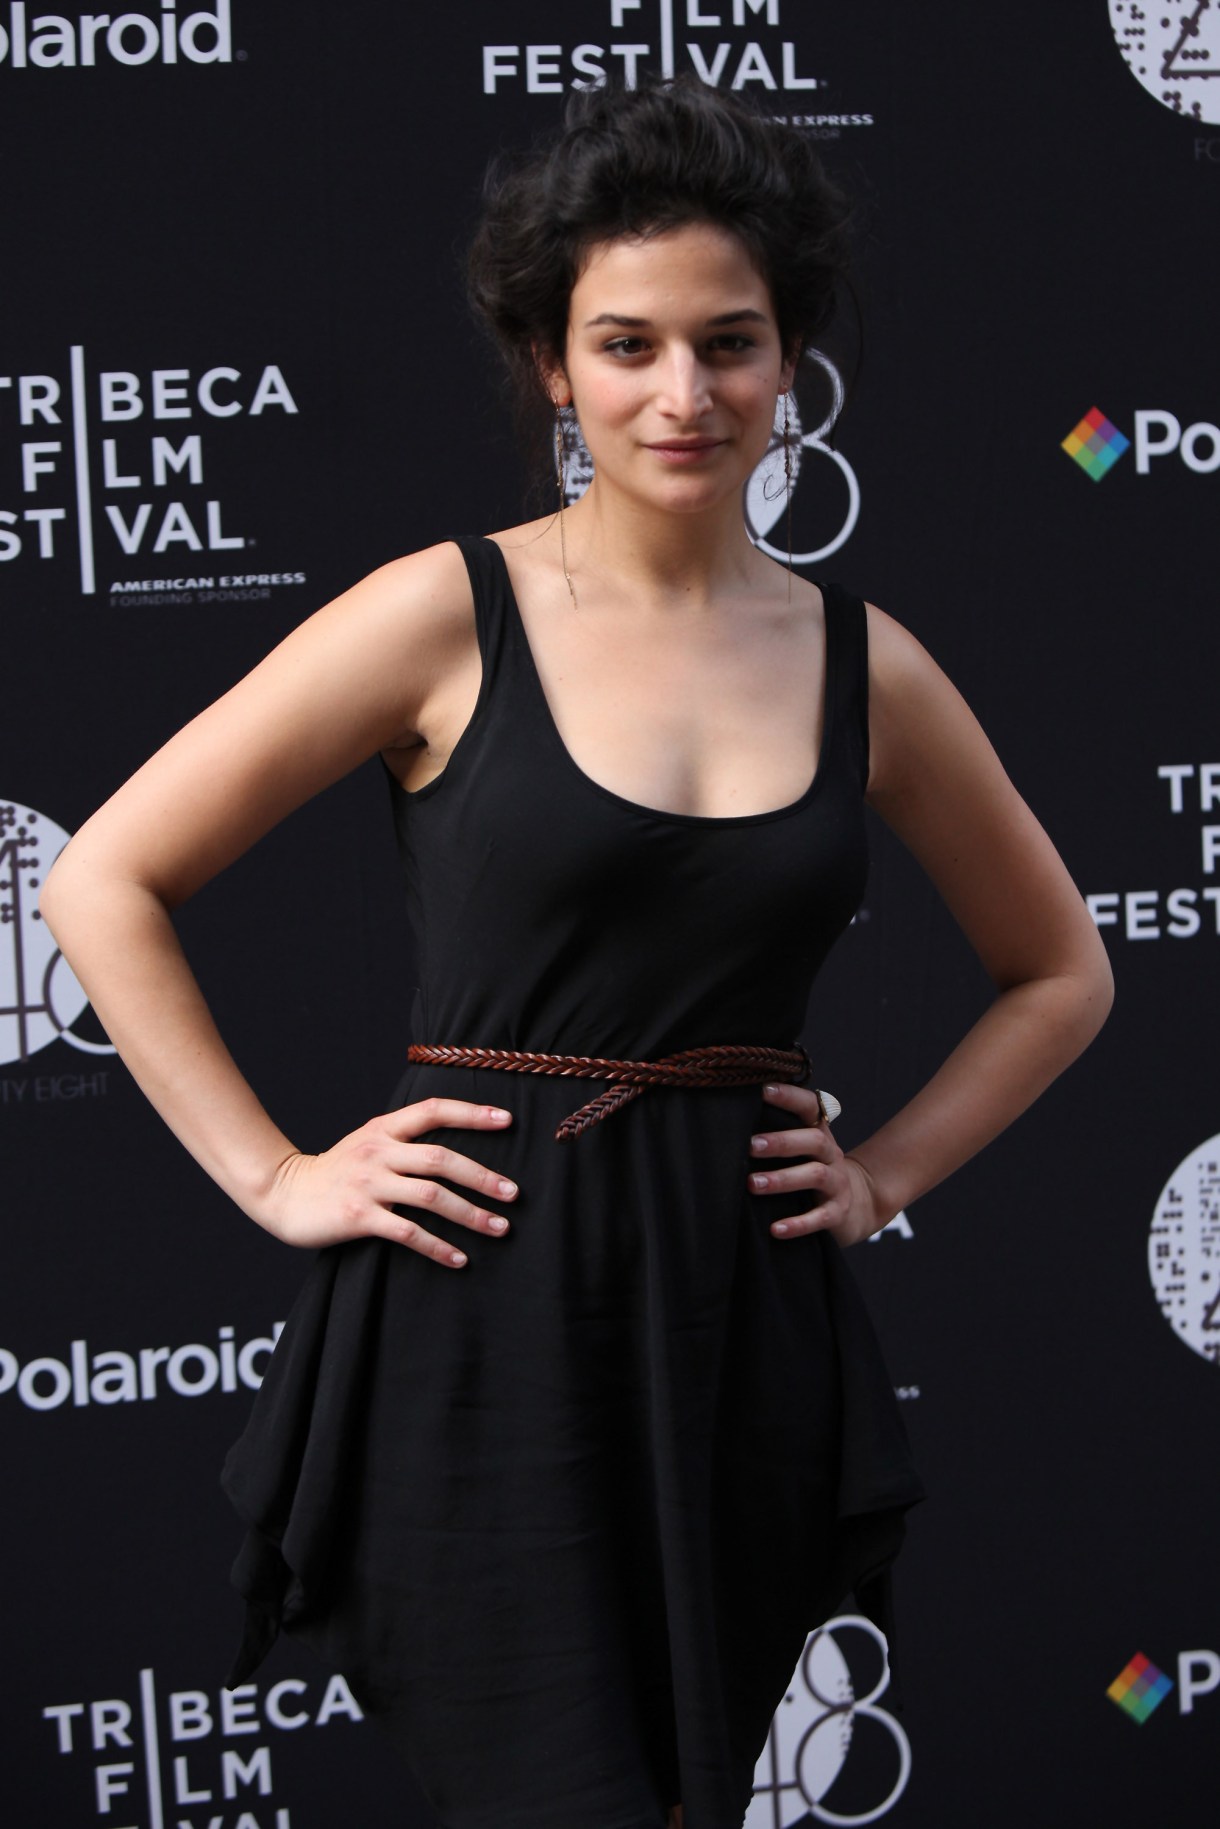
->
xmin=498 ymin=1178 xmax=517 ymax=1196
xmin=772 ymin=1222 xmax=789 ymax=1235
xmin=488 ymin=1215 xmax=508 ymax=1232
xmin=751 ymin=1135 xmax=768 ymax=1152
xmin=750 ymin=1173 xmax=770 ymax=1190
xmin=450 ymin=1250 xmax=468 ymax=1265
xmin=489 ymin=1108 xmax=511 ymax=1122
xmin=763 ymin=1084 xmax=779 ymax=1096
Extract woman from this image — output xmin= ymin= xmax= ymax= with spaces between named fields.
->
xmin=41 ymin=79 xmax=1112 ymax=1829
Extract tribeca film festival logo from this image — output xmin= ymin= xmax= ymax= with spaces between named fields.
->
xmin=1061 ymin=404 xmax=1220 ymax=482
xmin=1107 ymin=1648 xmax=1220 ymax=1724
xmin=1 ymin=351 xmax=304 ymax=602
xmin=41 ymin=1665 xmax=363 ymax=1828
xmin=0 ymin=799 xmax=116 ymax=1074
xmin=482 ymin=0 xmax=876 ymax=138
xmin=1086 ymin=761 xmax=1220 ymax=944
xmin=1149 ymin=1131 xmax=1220 ymax=1369
xmin=1 ymin=1319 xmax=283 ymax=1413
xmin=1109 ymin=1 xmax=1220 ymax=125
xmin=0 ymin=2 xmax=232 ymax=70
xmin=747 ymin=1615 xmax=910 ymax=1827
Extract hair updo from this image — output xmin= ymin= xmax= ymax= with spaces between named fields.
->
xmin=467 ymin=76 xmax=856 ymax=420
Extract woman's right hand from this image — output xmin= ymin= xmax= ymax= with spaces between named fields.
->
xmin=261 ymin=1099 xmax=518 ymax=1266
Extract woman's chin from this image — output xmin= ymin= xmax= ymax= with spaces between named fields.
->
xmin=591 ymin=464 xmax=751 ymax=519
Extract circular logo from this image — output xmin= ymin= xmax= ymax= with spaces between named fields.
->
xmin=0 ymin=800 xmax=114 ymax=1064
xmin=1149 ymin=1133 xmax=1220 ymax=1368
xmin=745 ymin=352 xmax=861 ymax=566
xmin=1109 ymin=2 xmax=1220 ymax=125
xmin=747 ymin=1614 xmax=912 ymax=1826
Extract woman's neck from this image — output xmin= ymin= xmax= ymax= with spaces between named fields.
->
xmin=559 ymin=481 xmax=772 ymax=609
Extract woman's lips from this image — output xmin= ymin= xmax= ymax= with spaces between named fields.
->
xmin=645 ymin=439 xmax=726 ymax=464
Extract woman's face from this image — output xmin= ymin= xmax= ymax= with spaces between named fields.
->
xmin=550 ymin=220 xmax=795 ymax=518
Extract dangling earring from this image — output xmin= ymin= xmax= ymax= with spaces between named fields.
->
xmin=554 ymin=402 xmax=577 ymax=609
xmin=782 ymin=390 xmax=795 ymax=602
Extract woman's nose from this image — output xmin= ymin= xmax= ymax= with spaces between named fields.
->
xmin=656 ymin=351 xmax=712 ymax=420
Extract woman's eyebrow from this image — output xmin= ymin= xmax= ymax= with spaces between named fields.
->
xmin=582 ymin=308 xmax=769 ymax=328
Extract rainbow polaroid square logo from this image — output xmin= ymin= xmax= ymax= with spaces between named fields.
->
xmin=1107 ymin=1652 xmax=1174 ymax=1723
xmin=1061 ymin=407 xmax=1131 ymax=481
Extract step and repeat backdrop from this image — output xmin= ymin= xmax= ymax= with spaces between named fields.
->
xmin=2 ymin=4 xmax=1216 ymax=1825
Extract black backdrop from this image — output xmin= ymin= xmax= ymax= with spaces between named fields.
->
xmin=3 ymin=4 xmax=1217 ymax=1824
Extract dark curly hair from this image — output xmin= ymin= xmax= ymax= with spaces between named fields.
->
xmin=467 ymin=76 xmax=856 ymax=422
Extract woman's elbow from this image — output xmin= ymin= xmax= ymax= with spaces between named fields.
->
xmin=38 ymin=834 xmax=112 ymax=944
xmin=1067 ymin=920 xmax=1115 ymax=1052
xmin=38 ymin=844 xmax=74 ymax=940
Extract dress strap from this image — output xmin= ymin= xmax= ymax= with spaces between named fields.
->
xmin=818 ymin=579 xmax=871 ymax=793
xmin=447 ymin=534 xmax=513 ymax=676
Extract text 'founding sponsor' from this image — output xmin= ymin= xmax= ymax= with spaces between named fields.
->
xmin=43 ymin=1666 xmax=362 ymax=1829
xmin=0 ymin=1321 xmax=283 ymax=1411
xmin=483 ymin=0 xmax=822 ymax=96
xmin=0 ymin=2 xmax=232 ymax=68
xmin=1 ymin=354 xmax=298 ymax=596
xmin=1088 ymin=764 xmax=1220 ymax=942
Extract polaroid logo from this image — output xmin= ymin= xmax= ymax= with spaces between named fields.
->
xmin=1062 ymin=405 xmax=1220 ymax=481
xmin=0 ymin=1321 xmax=284 ymax=1412
xmin=1061 ymin=407 xmax=1130 ymax=482
xmin=1133 ymin=410 xmax=1220 ymax=474
xmin=1107 ymin=1649 xmax=1220 ymax=1723
xmin=0 ymin=2 xmax=232 ymax=68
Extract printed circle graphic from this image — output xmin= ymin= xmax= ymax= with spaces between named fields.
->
xmin=746 ymin=353 xmax=861 ymax=564
xmin=1149 ymin=1133 xmax=1220 ymax=1367
xmin=1109 ymin=2 xmax=1220 ymax=124
xmin=0 ymin=799 xmax=114 ymax=1065
xmin=747 ymin=1615 xmax=912 ymax=1827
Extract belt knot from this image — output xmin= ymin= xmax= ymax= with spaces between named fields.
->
xmin=406 ymin=1042 xmax=814 ymax=1141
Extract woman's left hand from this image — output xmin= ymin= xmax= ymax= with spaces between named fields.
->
xmin=748 ymin=1083 xmax=885 ymax=1247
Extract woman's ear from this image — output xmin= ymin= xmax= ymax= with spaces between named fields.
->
xmin=532 ymin=341 xmax=571 ymax=409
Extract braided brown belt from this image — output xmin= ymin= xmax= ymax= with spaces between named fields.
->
xmin=406 ymin=1042 xmax=814 ymax=1141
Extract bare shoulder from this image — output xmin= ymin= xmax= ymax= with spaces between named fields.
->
xmin=863 ymin=598 xmax=943 ymax=694
xmin=327 ymin=538 xmax=475 ymax=654
xmin=285 ymin=538 xmax=481 ymax=736
xmin=862 ymin=599 xmax=992 ymax=807
xmin=481 ymin=516 xmax=562 ymax=599
xmin=485 ymin=515 xmax=556 ymax=553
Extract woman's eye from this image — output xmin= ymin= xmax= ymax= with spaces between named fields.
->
xmin=599 ymin=333 xmax=756 ymax=358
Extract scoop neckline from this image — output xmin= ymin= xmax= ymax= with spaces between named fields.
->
xmin=484 ymin=535 xmax=835 ymax=830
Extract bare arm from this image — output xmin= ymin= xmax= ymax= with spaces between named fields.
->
xmin=39 ymin=540 xmax=517 ymax=1264
xmin=750 ymin=603 xmax=1114 ymax=1239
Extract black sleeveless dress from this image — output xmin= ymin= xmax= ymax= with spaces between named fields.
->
xmin=222 ymin=536 xmax=924 ymax=1829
